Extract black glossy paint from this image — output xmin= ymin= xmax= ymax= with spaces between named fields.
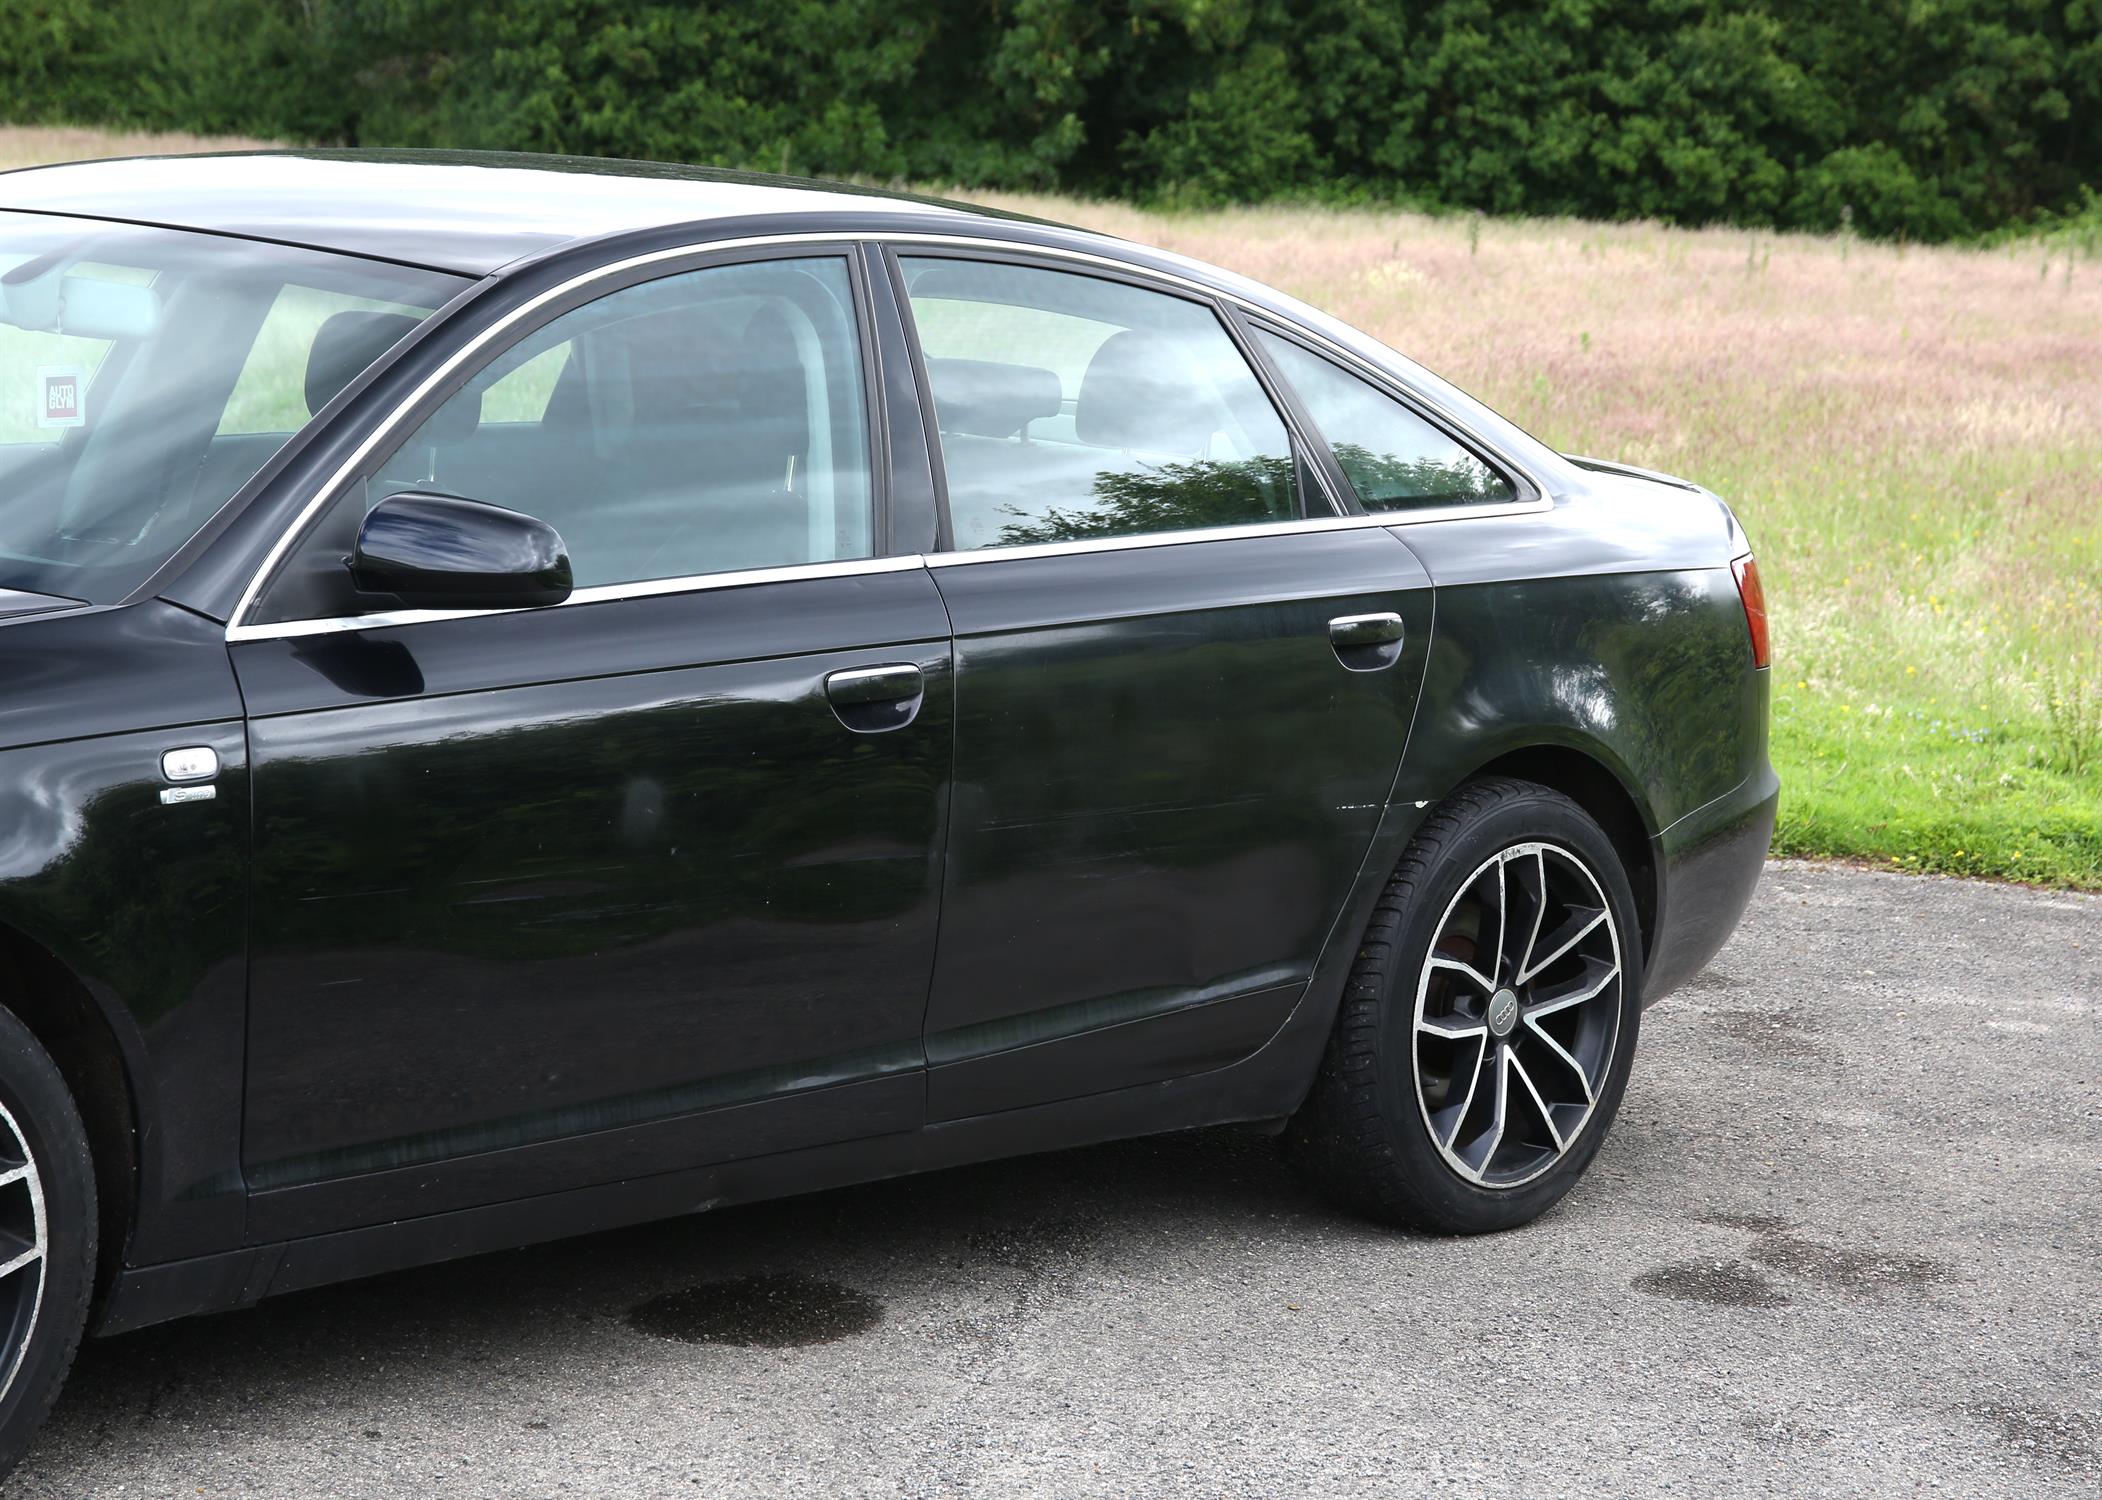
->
xmin=232 ymin=569 xmax=952 ymax=1238
xmin=349 ymin=491 xmax=574 ymax=609
xmin=921 ymin=529 xmax=1433 ymax=1119
xmin=0 ymin=601 xmax=249 ymax=1262
xmin=0 ymin=151 xmax=1776 ymax=1337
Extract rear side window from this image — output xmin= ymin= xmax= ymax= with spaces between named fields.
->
xmin=1256 ymin=331 xmax=1515 ymax=513
xmin=900 ymin=257 xmax=1300 ymax=550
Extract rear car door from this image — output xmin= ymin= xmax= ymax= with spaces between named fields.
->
xmin=889 ymin=251 xmax=1434 ymax=1119
xmin=230 ymin=248 xmax=952 ymax=1238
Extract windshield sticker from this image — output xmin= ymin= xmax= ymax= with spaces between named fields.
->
xmin=37 ymin=366 xmax=84 ymax=429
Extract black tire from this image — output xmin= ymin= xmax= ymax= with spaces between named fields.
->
xmin=0 ymin=1005 xmax=95 ymax=1482
xmin=1284 ymin=777 xmax=1643 ymax=1233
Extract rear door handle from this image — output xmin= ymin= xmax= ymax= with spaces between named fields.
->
xmin=1329 ymin=612 xmax=1405 ymax=648
xmin=824 ymin=663 xmax=926 ymax=733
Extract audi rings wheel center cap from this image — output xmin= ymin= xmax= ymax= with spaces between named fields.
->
xmin=1487 ymin=988 xmax=1520 ymax=1037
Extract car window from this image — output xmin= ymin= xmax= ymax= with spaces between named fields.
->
xmin=479 ymin=345 xmax=568 ymax=425
xmin=0 ymin=213 xmax=466 ymax=606
xmin=899 ymin=257 xmax=1300 ymax=550
xmin=219 ymin=284 xmax=449 ymax=436
xmin=278 ymin=256 xmax=873 ymax=604
xmin=0 ymin=287 xmax=116 ymax=448
xmin=1256 ymin=331 xmax=1515 ymax=513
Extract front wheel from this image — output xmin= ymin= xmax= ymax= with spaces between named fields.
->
xmin=1284 ymin=777 xmax=1643 ymax=1233
xmin=0 ymin=1005 xmax=95 ymax=1481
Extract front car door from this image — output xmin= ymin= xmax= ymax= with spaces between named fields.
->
xmin=230 ymin=248 xmax=952 ymax=1238
xmin=888 ymin=251 xmax=1436 ymax=1119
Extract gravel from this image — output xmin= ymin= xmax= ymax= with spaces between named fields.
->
xmin=16 ymin=861 xmax=2098 ymax=1498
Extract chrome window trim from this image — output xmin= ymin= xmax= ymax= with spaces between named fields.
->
xmin=225 ymin=554 xmax=924 ymax=643
xmin=224 ymin=503 xmax=1533 ymax=641
xmin=920 ymin=499 xmax=1542 ymax=568
xmin=228 ymin=228 xmax=1551 ymax=641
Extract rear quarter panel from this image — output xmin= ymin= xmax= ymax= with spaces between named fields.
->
xmin=1387 ymin=468 xmax=1772 ymax=993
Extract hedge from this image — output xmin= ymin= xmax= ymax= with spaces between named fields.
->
xmin=3 ymin=0 xmax=2097 ymax=240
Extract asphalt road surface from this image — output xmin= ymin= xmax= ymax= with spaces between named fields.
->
xmin=14 ymin=862 xmax=2098 ymax=1498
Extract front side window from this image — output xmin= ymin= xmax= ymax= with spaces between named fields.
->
xmin=366 ymin=256 xmax=871 ymax=590
xmin=900 ymin=257 xmax=1300 ymax=550
xmin=0 ymin=211 xmax=464 ymax=604
xmin=1256 ymin=330 xmax=1516 ymax=513
xmin=259 ymin=255 xmax=873 ymax=621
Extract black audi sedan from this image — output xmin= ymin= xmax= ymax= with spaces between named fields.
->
xmin=0 ymin=150 xmax=1776 ymax=1466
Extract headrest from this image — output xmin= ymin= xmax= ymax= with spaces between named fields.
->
xmin=926 ymin=358 xmax=1062 ymax=439
xmin=309 ymin=310 xmax=482 ymax=445
xmin=421 ymin=384 xmax=483 ymax=448
xmin=305 ymin=311 xmax=422 ymax=416
xmin=1074 ymin=330 xmax=1211 ymax=453
xmin=733 ymin=304 xmax=812 ymax=428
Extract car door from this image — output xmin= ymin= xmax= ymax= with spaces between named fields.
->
xmin=888 ymin=250 xmax=1435 ymax=1119
xmin=229 ymin=248 xmax=952 ymax=1239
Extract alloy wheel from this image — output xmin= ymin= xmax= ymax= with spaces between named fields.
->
xmin=1410 ymin=841 xmax=1623 ymax=1188
xmin=0 ymin=1101 xmax=45 ymax=1408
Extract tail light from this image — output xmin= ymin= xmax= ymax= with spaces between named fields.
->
xmin=1731 ymin=553 xmax=1770 ymax=668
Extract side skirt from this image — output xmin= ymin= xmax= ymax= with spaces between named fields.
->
xmin=96 ymin=1020 xmax=1305 ymax=1337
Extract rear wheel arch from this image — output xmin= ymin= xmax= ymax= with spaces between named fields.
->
xmin=0 ymin=928 xmax=137 ymax=1302
xmin=1285 ymin=775 xmax=1644 ymax=1230
xmin=1438 ymin=744 xmax=1658 ymax=967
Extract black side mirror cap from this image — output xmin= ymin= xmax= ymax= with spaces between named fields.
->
xmin=350 ymin=491 xmax=573 ymax=612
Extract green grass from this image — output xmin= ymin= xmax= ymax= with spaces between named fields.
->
xmin=1695 ymin=442 xmax=2101 ymax=889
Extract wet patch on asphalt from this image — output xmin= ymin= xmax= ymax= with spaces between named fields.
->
xmin=1653 ymin=1213 xmax=1953 ymax=1306
xmin=1963 ymin=1400 xmax=2100 ymax=1475
xmin=1747 ymin=1234 xmax=1950 ymax=1295
xmin=1632 ymin=1259 xmax=1791 ymax=1308
xmin=626 ymin=1274 xmax=882 ymax=1348
xmin=934 ymin=1213 xmax=1104 ymax=1363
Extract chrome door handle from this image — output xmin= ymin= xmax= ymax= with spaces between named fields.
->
xmin=825 ymin=663 xmax=924 ymax=706
xmin=1329 ymin=612 xmax=1405 ymax=648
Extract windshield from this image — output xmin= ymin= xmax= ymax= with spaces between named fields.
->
xmin=0 ymin=211 xmax=468 ymax=604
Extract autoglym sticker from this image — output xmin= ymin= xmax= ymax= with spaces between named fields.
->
xmin=37 ymin=366 xmax=84 ymax=429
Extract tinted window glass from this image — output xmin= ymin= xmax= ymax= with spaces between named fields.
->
xmin=901 ymin=258 xmax=1298 ymax=550
xmin=350 ymin=257 xmax=871 ymax=593
xmin=1257 ymin=331 xmax=1515 ymax=513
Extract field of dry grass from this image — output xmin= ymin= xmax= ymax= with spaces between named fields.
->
xmin=4 ymin=127 xmax=2097 ymax=884
xmin=0 ymin=125 xmax=270 ymax=173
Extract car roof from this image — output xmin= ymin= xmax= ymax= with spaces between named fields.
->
xmin=0 ymin=149 xmax=1026 ymax=276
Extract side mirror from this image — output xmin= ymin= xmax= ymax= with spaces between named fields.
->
xmin=350 ymin=492 xmax=572 ymax=612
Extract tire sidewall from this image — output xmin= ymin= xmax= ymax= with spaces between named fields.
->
xmin=1374 ymin=785 xmax=1644 ymax=1231
xmin=0 ymin=1008 xmax=95 ymax=1480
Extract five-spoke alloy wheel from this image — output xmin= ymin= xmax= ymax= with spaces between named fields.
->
xmin=1286 ymin=777 xmax=1643 ymax=1234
